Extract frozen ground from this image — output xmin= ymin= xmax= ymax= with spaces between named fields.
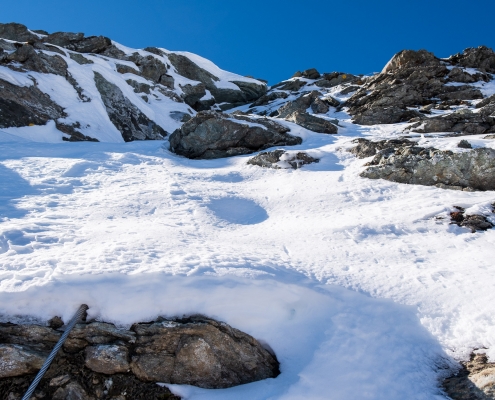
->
xmin=1 ymin=118 xmax=495 ymax=399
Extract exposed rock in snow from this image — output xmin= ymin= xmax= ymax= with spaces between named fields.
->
xmin=444 ymin=352 xmax=495 ymax=399
xmin=449 ymin=205 xmax=495 ymax=233
xmin=286 ymin=111 xmax=338 ymax=134
xmin=348 ymin=138 xmax=415 ymax=158
xmin=360 ymin=145 xmax=495 ymax=191
xmin=247 ymin=150 xmax=319 ymax=169
xmin=448 ymin=46 xmax=495 ymax=74
xmin=0 ymin=316 xmax=278 ymax=398
xmin=169 ymin=111 xmax=301 ymax=159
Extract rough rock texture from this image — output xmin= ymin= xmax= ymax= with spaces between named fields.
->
xmin=169 ymin=111 xmax=301 ymax=159
xmin=360 ymin=144 xmax=495 ymax=191
xmin=444 ymin=353 xmax=495 ymax=399
xmin=315 ymin=72 xmax=360 ymax=88
xmin=448 ymin=46 xmax=495 ymax=74
xmin=275 ymin=91 xmax=322 ymax=118
xmin=167 ymin=53 xmax=266 ymax=106
xmin=0 ymin=316 xmax=279 ymax=398
xmin=0 ymin=78 xmax=66 ymax=128
xmin=348 ymin=138 xmax=415 ymax=158
xmin=449 ymin=206 xmax=495 ymax=233
xmin=247 ymin=150 xmax=319 ymax=169
xmin=286 ymin=111 xmax=338 ymax=134
xmin=44 ymin=32 xmax=112 ymax=54
xmin=0 ymin=23 xmax=40 ymax=42
xmin=407 ymin=105 xmax=495 ymax=135
xmin=346 ymin=49 xmax=485 ymax=125
xmin=94 ymin=72 xmax=167 ymax=141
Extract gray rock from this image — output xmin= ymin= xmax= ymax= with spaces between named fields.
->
xmin=0 ymin=39 xmax=16 ymax=52
xmin=99 ymin=44 xmax=127 ymax=60
xmin=169 ymin=111 xmax=301 ymax=159
xmin=286 ymin=111 xmax=338 ymax=134
xmin=310 ymin=97 xmax=330 ymax=114
xmin=315 ymin=72 xmax=359 ymax=88
xmin=130 ymin=316 xmax=279 ymax=389
xmin=276 ymin=90 xmax=322 ymax=118
xmin=457 ymin=140 xmax=472 ymax=149
xmin=448 ymin=46 xmax=495 ymax=74
xmin=170 ymin=111 xmax=192 ymax=122
xmin=0 ymin=77 xmax=66 ymax=129
xmin=484 ymin=134 xmax=495 ymax=139
xmin=360 ymin=145 xmax=495 ymax=191
xmin=52 ymin=382 xmax=90 ymax=400
xmin=250 ymin=91 xmax=289 ymax=107
xmin=346 ymin=49 xmax=484 ymax=125
xmin=348 ymin=138 xmax=415 ymax=158
xmin=85 ymin=345 xmax=130 ymax=374
xmin=126 ymin=79 xmax=152 ymax=94
xmin=271 ymin=79 xmax=306 ymax=92
xmin=168 ymin=53 xmax=266 ymax=105
xmin=0 ymin=344 xmax=46 ymax=378
xmin=44 ymin=32 xmax=111 ymax=54
xmin=127 ymin=52 xmax=168 ymax=84
xmin=69 ymin=53 xmax=93 ymax=65
xmin=3 ymin=44 xmax=68 ymax=77
xmin=301 ymin=68 xmax=320 ymax=79
xmin=179 ymin=83 xmax=207 ymax=108
xmin=248 ymin=150 xmax=319 ymax=169
xmin=93 ymin=71 xmax=167 ymax=141
xmin=0 ymin=22 xmax=39 ymax=42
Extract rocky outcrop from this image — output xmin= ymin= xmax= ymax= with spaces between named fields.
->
xmin=448 ymin=46 xmax=495 ymax=74
xmin=348 ymin=138 xmax=415 ymax=158
xmin=0 ymin=315 xmax=279 ymax=399
xmin=167 ymin=53 xmax=267 ymax=107
xmin=286 ymin=111 xmax=338 ymax=134
xmin=346 ymin=49 xmax=485 ymax=125
xmin=0 ymin=23 xmax=40 ymax=42
xmin=248 ymin=150 xmax=319 ymax=169
xmin=407 ymin=101 xmax=495 ymax=135
xmin=169 ymin=111 xmax=301 ymax=159
xmin=444 ymin=352 xmax=495 ymax=399
xmin=359 ymin=144 xmax=495 ymax=191
xmin=94 ymin=72 xmax=167 ymax=141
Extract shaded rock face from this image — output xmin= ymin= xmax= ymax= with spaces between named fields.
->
xmin=167 ymin=53 xmax=267 ymax=107
xmin=0 ymin=78 xmax=66 ymax=129
xmin=286 ymin=111 xmax=338 ymax=134
xmin=0 ymin=316 xmax=279 ymax=398
xmin=448 ymin=46 xmax=495 ymax=74
xmin=169 ymin=111 xmax=302 ymax=159
xmin=346 ymin=49 xmax=485 ymax=125
xmin=0 ymin=23 xmax=40 ymax=42
xmin=449 ymin=205 xmax=494 ymax=233
xmin=348 ymin=138 xmax=415 ymax=158
xmin=444 ymin=353 xmax=495 ymax=399
xmin=43 ymin=32 xmax=112 ymax=54
xmin=360 ymin=144 xmax=495 ymax=191
xmin=94 ymin=72 xmax=167 ymax=141
xmin=248 ymin=150 xmax=319 ymax=169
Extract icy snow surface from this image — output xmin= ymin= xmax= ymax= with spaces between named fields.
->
xmin=1 ymin=117 xmax=495 ymax=399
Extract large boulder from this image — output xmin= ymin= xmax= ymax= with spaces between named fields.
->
xmin=43 ymin=32 xmax=112 ymax=54
xmin=248 ymin=150 xmax=319 ymax=169
xmin=360 ymin=144 xmax=495 ymax=191
xmin=0 ymin=316 xmax=279 ymax=399
xmin=167 ymin=53 xmax=267 ymax=106
xmin=0 ymin=22 xmax=40 ymax=42
xmin=286 ymin=111 xmax=338 ymax=134
xmin=448 ymin=46 xmax=495 ymax=74
xmin=93 ymin=72 xmax=167 ymax=141
xmin=169 ymin=111 xmax=302 ymax=159
xmin=346 ymin=49 xmax=485 ymax=125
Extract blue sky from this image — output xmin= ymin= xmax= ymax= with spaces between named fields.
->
xmin=2 ymin=0 xmax=494 ymax=84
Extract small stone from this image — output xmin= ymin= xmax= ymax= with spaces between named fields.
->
xmin=48 ymin=316 xmax=64 ymax=330
xmin=52 ymin=382 xmax=90 ymax=400
xmin=457 ymin=140 xmax=472 ymax=149
xmin=49 ymin=374 xmax=71 ymax=387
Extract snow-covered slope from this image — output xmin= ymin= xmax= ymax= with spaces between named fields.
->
xmin=2 ymin=23 xmax=495 ymax=399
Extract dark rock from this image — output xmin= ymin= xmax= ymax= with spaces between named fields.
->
xmin=286 ymin=111 xmax=338 ymax=134
xmin=128 ymin=52 xmax=168 ymax=84
xmin=0 ymin=78 xmax=66 ymax=129
xmin=44 ymin=33 xmax=111 ymax=54
xmin=0 ymin=23 xmax=39 ymax=42
xmin=447 ymin=67 xmax=477 ymax=83
xmin=360 ymin=145 xmax=495 ymax=191
xmin=99 ymin=44 xmax=127 ymax=60
xmin=179 ymin=83 xmax=208 ymax=108
xmin=85 ymin=345 xmax=130 ymax=374
xmin=348 ymin=138 xmax=415 ymax=158
xmin=460 ymin=215 xmax=494 ymax=233
xmin=250 ymin=91 xmax=289 ymax=107
xmin=339 ymin=85 xmax=360 ymax=95
xmin=301 ymin=68 xmax=320 ymax=79
xmin=126 ymin=79 xmax=152 ymax=94
xmin=168 ymin=53 xmax=266 ymax=104
xmin=448 ymin=46 xmax=495 ymax=74
xmin=276 ymin=90 xmax=322 ymax=118
xmin=315 ymin=72 xmax=359 ymax=88
xmin=57 ymin=122 xmax=99 ymax=142
xmin=346 ymin=49 xmax=484 ymax=125
xmin=408 ymin=107 xmax=495 ymax=135
xmin=0 ymin=39 xmax=17 ymax=52
xmin=116 ymin=63 xmax=140 ymax=76
xmin=476 ymin=94 xmax=495 ymax=109
xmin=93 ymin=71 xmax=167 ymax=141
xmin=444 ymin=352 xmax=495 ymax=399
xmin=69 ymin=53 xmax=93 ymax=65
xmin=310 ymin=97 xmax=330 ymax=114
xmin=457 ymin=140 xmax=472 ymax=149
xmin=272 ymin=79 xmax=306 ymax=92
xmin=169 ymin=111 xmax=301 ymax=159
xmin=169 ymin=111 xmax=192 ymax=122
xmin=52 ymin=382 xmax=90 ymax=400
xmin=0 ymin=344 xmax=45 ymax=378
xmin=248 ymin=150 xmax=319 ymax=169
xmin=4 ymin=44 xmax=68 ymax=77
xmin=47 ymin=316 xmax=64 ymax=330
xmin=143 ymin=47 xmax=165 ymax=56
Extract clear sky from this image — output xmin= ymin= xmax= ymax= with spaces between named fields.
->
xmin=2 ymin=0 xmax=494 ymax=84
